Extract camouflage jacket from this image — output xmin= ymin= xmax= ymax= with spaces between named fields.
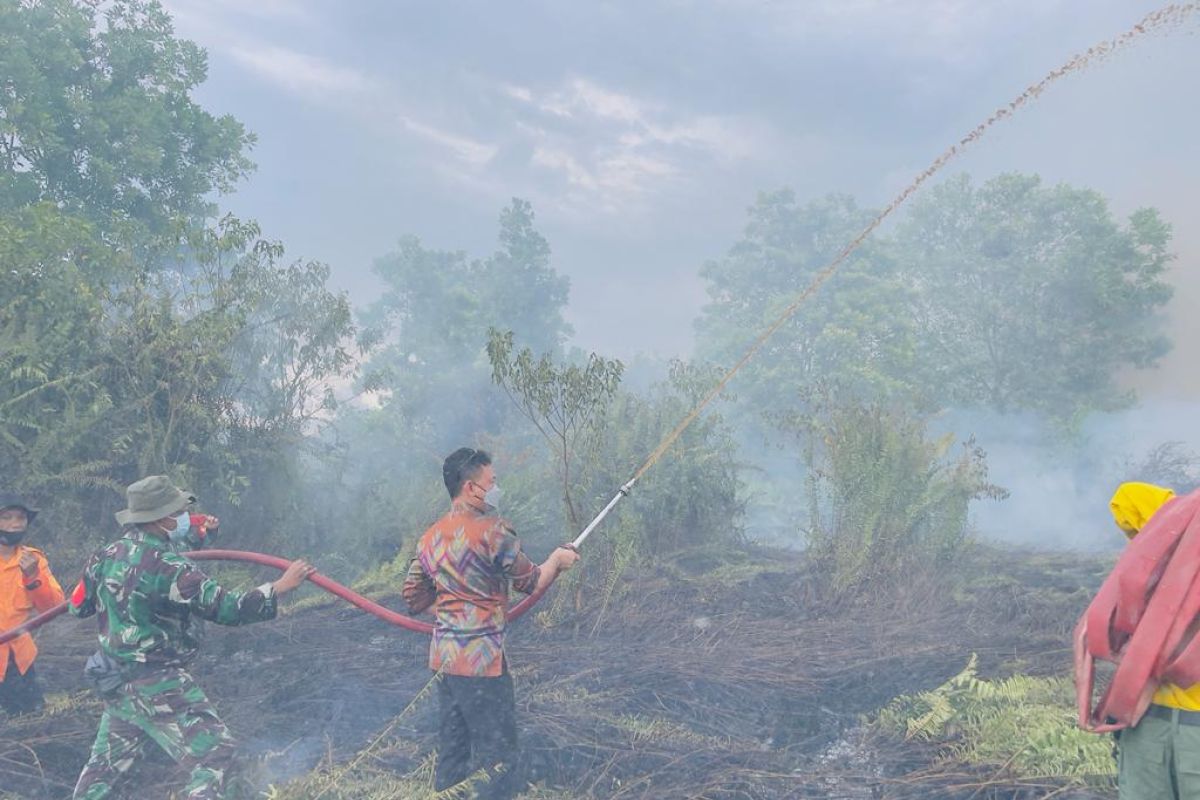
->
xmin=69 ymin=527 xmax=277 ymax=667
xmin=163 ymin=525 xmax=209 ymax=649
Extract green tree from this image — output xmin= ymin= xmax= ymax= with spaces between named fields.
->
xmin=357 ymin=199 xmax=573 ymax=463
xmin=363 ymin=236 xmax=482 ymax=373
xmin=0 ymin=204 xmax=122 ymax=516
xmin=583 ymin=360 xmax=745 ymax=559
xmin=0 ymin=0 xmax=253 ymax=237
xmin=0 ymin=0 xmax=365 ymax=552
xmin=484 ymin=341 xmax=744 ymax=626
xmin=312 ymin=200 xmax=573 ymax=565
xmin=897 ymin=173 xmax=1174 ymax=421
xmin=0 ymin=0 xmax=381 ymax=557
xmin=478 ymin=199 xmax=572 ymax=355
xmin=363 ymin=199 xmax=571 ymax=374
xmin=695 ymin=190 xmax=920 ymax=421
xmin=188 ymin=217 xmax=358 ymax=438
xmin=0 ymin=207 xmax=360 ymax=550
xmin=487 ymin=328 xmax=623 ymax=529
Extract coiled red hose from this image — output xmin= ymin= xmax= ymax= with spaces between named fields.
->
xmin=0 ymin=548 xmax=550 ymax=646
xmin=1076 ymin=489 xmax=1200 ymax=731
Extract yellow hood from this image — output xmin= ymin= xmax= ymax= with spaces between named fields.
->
xmin=1111 ymin=482 xmax=1175 ymax=538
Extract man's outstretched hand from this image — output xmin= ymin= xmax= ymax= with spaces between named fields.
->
xmin=273 ymin=559 xmax=316 ymax=595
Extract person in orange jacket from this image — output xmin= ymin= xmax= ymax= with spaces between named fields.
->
xmin=0 ymin=492 xmax=65 ymax=716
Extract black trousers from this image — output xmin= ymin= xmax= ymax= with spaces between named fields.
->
xmin=435 ymin=671 xmax=522 ymax=800
xmin=0 ymin=651 xmax=45 ymax=716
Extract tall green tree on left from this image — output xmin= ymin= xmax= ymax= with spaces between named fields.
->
xmin=0 ymin=1 xmax=359 ymax=553
xmin=0 ymin=0 xmax=254 ymax=241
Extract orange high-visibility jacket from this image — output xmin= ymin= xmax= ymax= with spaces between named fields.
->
xmin=0 ymin=545 xmax=64 ymax=680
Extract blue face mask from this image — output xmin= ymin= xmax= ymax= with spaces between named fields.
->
xmin=169 ymin=511 xmax=191 ymax=543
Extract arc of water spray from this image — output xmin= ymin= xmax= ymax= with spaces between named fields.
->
xmin=572 ymin=2 xmax=1199 ymax=550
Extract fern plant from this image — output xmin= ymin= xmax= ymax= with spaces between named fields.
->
xmin=875 ymin=654 xmax=1116 ymax=780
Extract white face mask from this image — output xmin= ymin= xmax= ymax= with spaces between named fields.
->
xmin=483 ymin=484 xmax=503 ymax=510
xmin=167 ymin=511 xmax=191 ymax=543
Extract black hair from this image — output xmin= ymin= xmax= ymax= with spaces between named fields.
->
xmin=443 ymin=447 xmax=492 ymax=499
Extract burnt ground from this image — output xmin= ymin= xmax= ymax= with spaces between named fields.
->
xmin=0 ymin=544 xmax=1115 ymax=799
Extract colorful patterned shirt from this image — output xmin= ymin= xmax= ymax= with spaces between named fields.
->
xmin=69 ymin=527 xmax=278 ymax=667
xmin=402 ymin=499 xmax=540 ymax=677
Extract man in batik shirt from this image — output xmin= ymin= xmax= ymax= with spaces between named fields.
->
xmin=403 ymin=447 xmax=579 ymax=799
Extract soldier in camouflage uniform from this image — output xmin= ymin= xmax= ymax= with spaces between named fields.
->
xmin=69 ymin=476 xmax=314 ymax=800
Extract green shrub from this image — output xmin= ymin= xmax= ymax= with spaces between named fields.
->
xmin=800 ymin=403 xmax=1005 ymax=598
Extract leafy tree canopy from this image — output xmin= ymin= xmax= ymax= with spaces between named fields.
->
xmin=897 ymin=173 xmax=1174 ymax=421
xmin=0 ymin=0 xmax=253 ymax=237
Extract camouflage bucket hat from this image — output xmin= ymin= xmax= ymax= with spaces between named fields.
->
xmin=115 ymin=476 xmax=195 ymax=525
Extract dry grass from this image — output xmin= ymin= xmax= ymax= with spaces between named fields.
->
xmin=0 ymin=545 xmax=1108 ymax=799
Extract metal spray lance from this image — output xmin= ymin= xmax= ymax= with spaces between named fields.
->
xmin=572 ymin=479 xmax=637 ymax=549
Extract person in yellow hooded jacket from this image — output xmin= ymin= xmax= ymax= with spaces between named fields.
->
xmin=0 ymin=492 xmax=64 ymax=716
xmin=1109 ymin=481 xmax=1200 ymax=800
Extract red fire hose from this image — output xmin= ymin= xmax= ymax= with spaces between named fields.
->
xmin=0 ymin=548 xmax=551 ymax=646
xmin=1076 ymin=489 xmax=1200 ymax=731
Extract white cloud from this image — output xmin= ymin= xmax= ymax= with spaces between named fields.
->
xmin=530 ymin=146 xmax=677 ymax=204
xmin=522 ymin=79 xmax=649 ymax=125
xmin=500 ymin=83 xmax=535 ymax=104
xmin=167 ymin=4 xmax=501 ymax=183
xmin=562 ymin=79 xmax=644 ymax=123
xmin=595 ymin=151 xmax=677 ymax=191
xmin=227 ymin=44 xmax=374 ymax=100
xmin=165 ymin=4 xmax=498 ymax=174
xmin=401 ymin=119 xmax=498 ymax=167
xmin=506 ymin=77 xmax=772 ymax=208
xmin=531 ymin=147 xmax=599 ymax=191
xmin=644 ymin=117 xmax=763 ymax=162
xmin=162 ymin=0 xmax=365 ymax=105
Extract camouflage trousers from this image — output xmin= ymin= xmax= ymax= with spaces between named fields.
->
xmin=73 ymin=667 xmax=239 ymax=800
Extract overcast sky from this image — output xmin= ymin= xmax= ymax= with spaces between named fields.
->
xmin=160 ymin=0 xmax=1198 ymax=394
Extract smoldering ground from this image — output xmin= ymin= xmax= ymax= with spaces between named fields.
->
xmin=0 ymin=544 xmax=1109 ymax=799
